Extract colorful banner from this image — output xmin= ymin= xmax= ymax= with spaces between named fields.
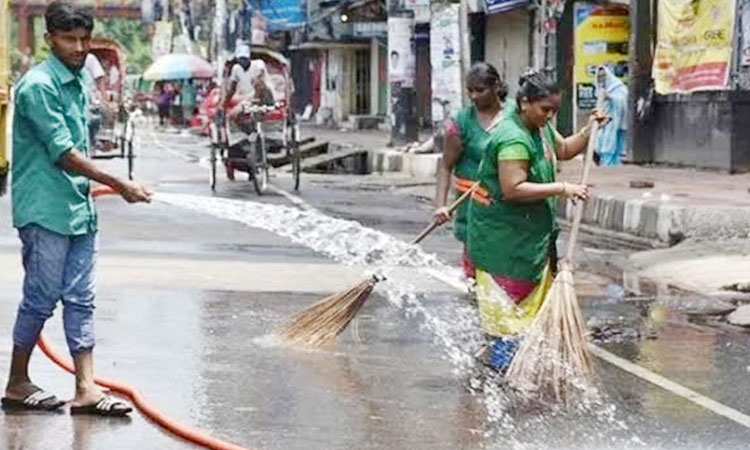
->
xmin=574 ymin=3 xmax=630 ymax=109
xmin=741 ymin=0 xmax=750 ymax=66
xmin=485 ymin=0 xmax=529 ymax=15
xmin=0 ymin=0 xmax=9 ymax=96
xmin=430 ymin=3 xmax=463 ymax=123
xmin=653 ymin=0 xmax=736 ymax=94
xmin=259 ymin=0 xmax=306 ymax=32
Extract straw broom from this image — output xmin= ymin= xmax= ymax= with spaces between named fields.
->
xmin=279 ymin=182 xmax=480 ymax=347
xmin=504 ymin=112 xmax=602 ymax=402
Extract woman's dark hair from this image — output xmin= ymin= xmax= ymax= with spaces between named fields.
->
xmin=516 ymin=68 xmax=560 ymax=106
xmin=45 ymin=1 xmax=94 ymax=34
xmin=467 ymin=62 xmax=509 ymax=102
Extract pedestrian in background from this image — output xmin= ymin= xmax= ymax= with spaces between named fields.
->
xmin=2 ymin=1 xmax=151 ymax=416
xmin=595 ymin=65 xmax=628 ymax=166
xmin=433 ymin=62 xmax=508 ymax=280
xmin=467 ymin=69 xmax=604 ymax=369
xmin=154 ymin=81 xmax=174 ymax=126
xmin=181 ymin=79 xmax=197 ymax=127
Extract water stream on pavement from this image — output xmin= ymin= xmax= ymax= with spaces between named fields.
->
xmin=156 ymin=192 xmax=643 ymax=449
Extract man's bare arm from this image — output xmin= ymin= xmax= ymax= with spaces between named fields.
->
xmin=59 ymin=150 xmax=152 ymax=203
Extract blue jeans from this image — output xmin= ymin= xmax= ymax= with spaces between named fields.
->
xmin=13 ymin=224 xmax=98 ymax=356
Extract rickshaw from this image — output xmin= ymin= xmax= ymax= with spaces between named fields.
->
xmin=88 ymin=38 xmax=136 ymax=180
xmin=208 ymin=46 xmax=301 ymax=194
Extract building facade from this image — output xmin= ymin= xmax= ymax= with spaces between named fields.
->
xmin=291 ymin=0 xmax=387 ymax=126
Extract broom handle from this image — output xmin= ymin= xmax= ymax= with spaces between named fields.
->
xmin=412 ymin=181 xmax=480 ymax=245
xmin=564 ymin=94 xmax=603 ymax=262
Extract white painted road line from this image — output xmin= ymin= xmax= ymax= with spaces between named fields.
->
xmin=590 ymin=345 xmax=750 ymax=429
xmin=267 ymin=185 xmax=317 ymax=213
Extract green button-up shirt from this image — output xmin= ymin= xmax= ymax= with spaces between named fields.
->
xmin=11 ymin=54 xmax=97 ymax=236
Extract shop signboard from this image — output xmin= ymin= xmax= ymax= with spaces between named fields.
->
xmin=353 ymin=22 xmax=388 ymax=38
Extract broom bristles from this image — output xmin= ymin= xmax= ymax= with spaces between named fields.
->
xmin=278 ymin=276 xmax=377 ymax=347
xmin=505 ymin=262 xmax=593 ymax=402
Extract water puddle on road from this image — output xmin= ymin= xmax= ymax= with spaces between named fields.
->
xmin=155 ymin=192 xmax=642 ymax=449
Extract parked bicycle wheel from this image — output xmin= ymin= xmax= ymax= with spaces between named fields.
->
xmin=209 ymin=145 xmax=218 ymax=191
xmin=256 ymin=131 xmax=269 ymax=194
xmin=291 ymin=122 xmax=301 ymax=191
xmin=127 ymin=135 xmax=134 ymax=181
xmin=209 ymin=122 xmax=219 ymax=191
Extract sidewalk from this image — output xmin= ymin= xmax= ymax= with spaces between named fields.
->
xmin=556 ymin=162 xmax=750 ymax=244
xmin=304 ymin=125 xmax=750 ymax=244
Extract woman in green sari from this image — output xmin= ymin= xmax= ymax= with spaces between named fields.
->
xmin=434 ymin=62 xmax=508 ymax=279
xmin=467 ymin=70 xmax=602 ymax=368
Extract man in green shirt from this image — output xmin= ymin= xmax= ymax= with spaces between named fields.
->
xmin=2 ymin=1 xmax=151 ymax=416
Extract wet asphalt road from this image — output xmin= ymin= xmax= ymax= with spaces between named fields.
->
xmin=1 ymin=123 xmax=749 ymax=450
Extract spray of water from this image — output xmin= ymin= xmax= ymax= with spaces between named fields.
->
xmin=155 ymin=192 xmax=642 ymax=448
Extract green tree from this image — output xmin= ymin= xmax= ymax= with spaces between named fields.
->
xmin=10 ymin=16 xmax=153 ymax=78
xmin=94 ymin=18 xmax=152 ymax=74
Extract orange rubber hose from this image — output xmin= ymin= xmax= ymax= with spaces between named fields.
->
xmin=90 ymin=184 xmax=117 ymax=197
xmin=34 ymin=185 xmax=253 ymax=450
xmin=36 ymin=336 xmax=250 ymax=450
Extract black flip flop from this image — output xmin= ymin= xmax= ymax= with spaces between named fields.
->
xmin=1 ymin=390 xmax=65 ymax=412
xmin=70 ymin=396 xmax=132 ymax=417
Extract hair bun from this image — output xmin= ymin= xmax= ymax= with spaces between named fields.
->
xmin=519 ymin=68 xmax=538 ymax=87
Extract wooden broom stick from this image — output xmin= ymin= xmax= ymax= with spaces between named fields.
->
xmin=564 ymin=95 xmax=604 ymax=262
xmin=411 ymin=181 xmax=480 ymax=244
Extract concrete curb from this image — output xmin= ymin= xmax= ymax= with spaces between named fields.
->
xmin=368 ymin=149 xmax=441 ymax=178
xmin=368 ymin=149 xmax=750 ymax=245
xmin=559 ymin=195 xmax=750 ymax=244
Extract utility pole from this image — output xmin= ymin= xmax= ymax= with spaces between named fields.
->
xmin=213 ymin=0 xmax=228 ymax=85
xmin=628 ymin=0 xmax=654 ymax=163
xmin=459 ymin=0 xmax=471 ymax=77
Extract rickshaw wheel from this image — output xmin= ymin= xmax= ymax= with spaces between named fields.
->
xmin=209 ymin=144 xmax=218 ymax=191
xmin=127 ymin=138 xmax=134 ymax=181
xmin=252 ymin=132 xmax=268 ymax=195
xmin=258 ymin=165 xmax=269 ymax=194
xmin=120 ymin=135 xmax=126 ymax=159
xmin=291 ymin=124 xmax=301 ymax=191
xmin=249 ymin=163 xmax=261 ymax=195
xmin=292 ymin=148 xmax=300 ymax=191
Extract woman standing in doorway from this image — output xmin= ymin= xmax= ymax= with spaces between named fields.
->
xmin=433 ymin=62 xmax=508 ymax=280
